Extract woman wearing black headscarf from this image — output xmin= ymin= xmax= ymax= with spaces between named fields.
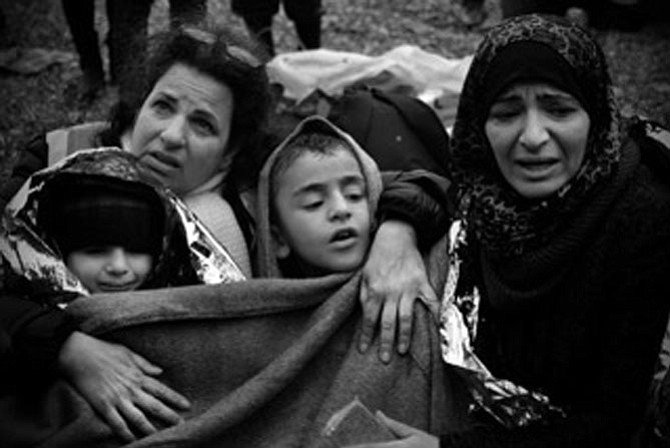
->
xmin=350 ymin=13 xmax=670 ymax=448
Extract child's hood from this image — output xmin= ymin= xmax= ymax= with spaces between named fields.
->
xmin=0 ymin=147 xmax=246 ymax=306
xmin=256 ymin=115 xmax=383 ymax=278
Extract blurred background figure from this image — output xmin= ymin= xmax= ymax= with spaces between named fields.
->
xmin=231 ymin=0 xmax=322 ymax=57
xmin=450 ymin=0 xmax=650 ymax=31
xmin=499 ymin=0 xmax=648 ymax=30
xmin=61 ymin=0 xmax=109 ymax=102
xmin=61 ymin=0 xmax=207 ymax=104
xmin=0 ymin=5 xmax=6 ymax=38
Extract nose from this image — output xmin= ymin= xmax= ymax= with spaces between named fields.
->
xmin=160 ymin=115 xmax=187 ymax=149
xmin=105 ymin=248 xmax=131 ymax=275
xmin=328 ymin=192 xmax=352 ymax=221
xmin=519 ymin=109 xmax=549 ymax=151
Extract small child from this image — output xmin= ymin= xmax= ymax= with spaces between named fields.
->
xmin=256 ymin=116 xmax=382 ymax=278
xmin=36 ymin=172 xmax=166 ymax=294
xmin=0 ymin=148 xmax=244 ymax=440
xmin=0 ymin=148 xmax=233 ymax=304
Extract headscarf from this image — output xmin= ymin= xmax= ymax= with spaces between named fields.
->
xmin=256 ymin=116 xmax=383 ymax=278
xmin=449 ymin=14 xmax=622 ymax=257
xmin=440 ymin=15 xmax=634 ymax=425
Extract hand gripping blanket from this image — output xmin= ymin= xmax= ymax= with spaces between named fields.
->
xmin=0 ymin=272 xmax=468 ymax=447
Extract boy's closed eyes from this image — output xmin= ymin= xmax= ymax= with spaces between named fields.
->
xmin=295 ymin=176 xmax=367 ymax=210
xmin=272 ymin=146 xmax=372 ymax=275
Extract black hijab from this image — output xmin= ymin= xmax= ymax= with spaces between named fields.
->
xmin=449 ymin=14 xmax=623 ymax=258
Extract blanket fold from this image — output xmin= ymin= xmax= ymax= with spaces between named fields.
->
xmin=0 ymin=273 xmax=467 ymax=448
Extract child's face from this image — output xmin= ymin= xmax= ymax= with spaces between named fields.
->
xmin=66 ymin=247 xmax=154 ymax=293
xmin=273 ymin=146 xmax=371 ymax=274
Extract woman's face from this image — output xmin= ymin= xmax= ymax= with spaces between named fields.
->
xmin=485 ymin=83 xmax=590 ymax=199
xmin=130 ymin=63 xmax=235 ymax=196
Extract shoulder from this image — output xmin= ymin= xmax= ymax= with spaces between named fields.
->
xmin=610 ymin=157 xmax=670 ymax=235
xmin=612 ymin=118 xmax=670 ymax=220
xmin=602 ymin=135 xmax=670 ymax=265
xmin=629 ymin=117 xmax=670 ymax=186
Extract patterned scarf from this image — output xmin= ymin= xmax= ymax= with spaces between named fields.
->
xmin=449 ymin=14 xmax=622 ymax=258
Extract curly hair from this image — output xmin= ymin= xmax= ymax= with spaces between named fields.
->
xmin=99 ymin=22 xmax=273 ymax=187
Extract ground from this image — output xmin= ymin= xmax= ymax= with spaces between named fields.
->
xmin=0 ymin=0 xmax=669 ymax=188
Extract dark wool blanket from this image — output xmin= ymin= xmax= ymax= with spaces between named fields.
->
xmin=0 ymin=273 xmax=467 ymax=447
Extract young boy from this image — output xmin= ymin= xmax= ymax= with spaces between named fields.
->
xmin=256 ymin=116 xmax=383 ymax=278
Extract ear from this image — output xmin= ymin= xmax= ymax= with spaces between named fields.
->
xmin=271 ymin=225 xmax=291 ymax=259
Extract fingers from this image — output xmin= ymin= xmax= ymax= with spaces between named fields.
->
xmin=132 ymin=384 xmax=184 ymax=428
xmin=396 ymin=293 xmax=415 ymax=355
xmin=378 ymin=298 xmax=398 ymax=364
xmin=119 ymin=397 xmax=159 ymax=437
xmin=359 ymin=283 xmax=381 ymax=353
xmin=142 ymin=377 xmax=191 ymax=412
xmin=130 ymin=351 xmax=163 ymax=376
xmin=397 ymin=281 xmax=439 ymax=354
xmin=103 ymin=379 xmax=188 ymax=440
xmin=100 ymin=406 xmax=136 ymax=443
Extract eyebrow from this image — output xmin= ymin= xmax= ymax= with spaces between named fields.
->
xmin=292 ymin=174 xmax=365 ymax=198
xmin=538 ymin=93 xmax=580 ymax=105
xmin=155 ymin=91 xmax=220 ymax=127
xmin=495 ymin=90 xmax=576 ymax=103
xmin=293 ymin=183 xmax=327 ymax=197
xmin=340 ymin=174 xmax=365 ymax=187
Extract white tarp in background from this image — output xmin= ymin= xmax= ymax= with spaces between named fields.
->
xmin=266 ymin=45 xmax=472 ymax=128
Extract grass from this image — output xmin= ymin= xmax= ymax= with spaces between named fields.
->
xmin=1 ymin=0 xmax=669 ymax=189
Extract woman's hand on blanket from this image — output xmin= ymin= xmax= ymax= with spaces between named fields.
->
xmin=359 ymin=220 xmax=437 ymax=364
xmin=58 ymin=331 xmax=191 ymax=442
xmin=345 ymin=411 xmax=439 ymax=448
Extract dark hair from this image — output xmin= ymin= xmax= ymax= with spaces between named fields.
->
xmin=269 ymin=132 xmax=356 ymax=200
xmin=99 ymin=22 xmax=273 ymax=187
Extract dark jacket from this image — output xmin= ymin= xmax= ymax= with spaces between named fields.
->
xmin=0 ymin=295 xmax=76 ymax=392
xmin=440 ymin=132 xmax=670 ymax=447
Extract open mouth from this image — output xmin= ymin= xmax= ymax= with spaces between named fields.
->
xmin=330 ymin=228 xmax=358 ymax=243
xmin=517 ymin=159 xmax=557 ymax=173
